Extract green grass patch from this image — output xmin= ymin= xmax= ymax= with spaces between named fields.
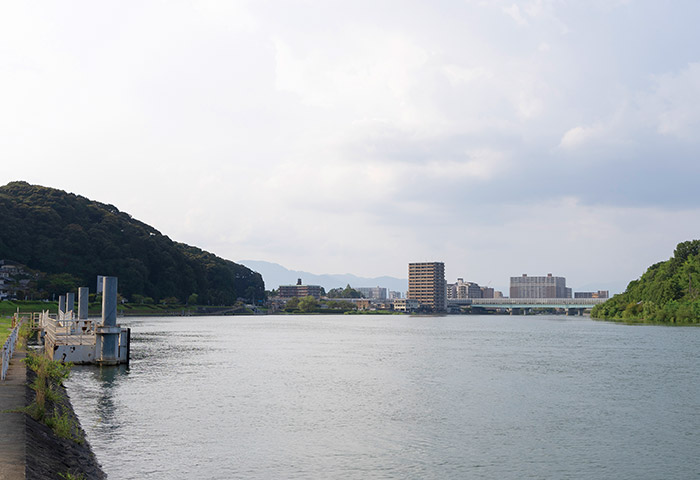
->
xmin=0 ymin=300 xmax=57 ymax=316
xmin=58 ymin=473 xmax=87 ymax=480
xmin=0 ymin=316 xmax=12 ymax=344
xmin=45 ymin=407 xmax=83 ymax=444
xmin=21 ymin=353 xmax=82 ymax=443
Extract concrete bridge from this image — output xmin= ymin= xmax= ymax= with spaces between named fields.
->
xmin=447 ymin=297 xmax=607 ymax=315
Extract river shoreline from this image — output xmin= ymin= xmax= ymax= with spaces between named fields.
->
xmin=24 ymin=364 xmax=106 ymax=480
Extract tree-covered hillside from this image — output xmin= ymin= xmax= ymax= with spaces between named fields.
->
xmin=0 ymin=182 xmax=264 ymax=304
xmin=592 ymin=240 xmax=700 ymax=324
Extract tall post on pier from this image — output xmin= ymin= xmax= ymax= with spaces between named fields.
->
xmin=66 ymin=292 xmax=75 ymax=317
xmin=58 ymin=295 xmax=66 ymax=318
xmin=96 ymin=276 xmax=121 ymax=365
xmin=78 ymin=287 xmax=89 ymax=320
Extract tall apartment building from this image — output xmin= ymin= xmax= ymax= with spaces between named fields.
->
xmin=408 ymin=262 xmax=446 ymax=312
xmin=510 ymin=273 xmax=570 ymax=298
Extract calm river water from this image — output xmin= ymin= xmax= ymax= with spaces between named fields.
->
xmin=66 ymin=315 xmax=700 ymax=479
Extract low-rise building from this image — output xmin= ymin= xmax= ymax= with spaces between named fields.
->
xmin=353 ymin=299 xmax=372 ymax=310
xmin=480 ymin=286 xmax=494 ymax=298
xmin=574 ymin=290 xmax=609 ymax=299
xmin=447 ymin=278 xmax=483 ymax=299
xmin=0 ymin=260 xmax=35 ymax=300
xmin=278 ymin=278 xmax=323 ymax=299
xmin=392 ymin=298 xmax=420 ymax=312
xmin=356 ymin=286 xmax=387 ymax=300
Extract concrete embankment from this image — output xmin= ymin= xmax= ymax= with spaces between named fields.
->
xmin=1 ymin=351 xmax=106 ymax=480
xmin=0 ymin=351 xmax=26 ymax=480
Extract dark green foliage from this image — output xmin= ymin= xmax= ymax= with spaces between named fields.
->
xmin=298 ymin=295 xmax=318 ymax=313
xmin=327 ymin=284 xmax=364 ymax=298
xmin=285 ymin=297 xmax=300 ymax=311
xmin=0 ymin=182 xmax=264 ymax=304
xmin=326 ymin=299 xmax=357 ymax=311
xmin=592 ymin=240 xmax=700 ymax=324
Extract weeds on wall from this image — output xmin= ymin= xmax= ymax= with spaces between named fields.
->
xmin=22 ymin=353 xmax=83 ymax=444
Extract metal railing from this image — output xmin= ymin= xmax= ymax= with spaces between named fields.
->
xmin=1 ymin=317 xmax=24 ymax=381
xmin=447 ymin=297 xmax=608 ymax=307
xmin=43 ymin=310 xmax=96 ymax=346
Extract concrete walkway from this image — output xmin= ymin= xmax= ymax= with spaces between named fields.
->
xmin=0 ymin=351 xmax=26 ymax=480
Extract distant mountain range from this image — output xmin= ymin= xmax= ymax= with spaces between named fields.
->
xmin=238 ymin=260 xmax=408 ymax=293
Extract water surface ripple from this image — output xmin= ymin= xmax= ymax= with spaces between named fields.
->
xmin=66 ymin=315 xmax=700 ymax=479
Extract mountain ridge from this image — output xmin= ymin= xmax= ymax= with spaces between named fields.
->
xmin=239 ymin=260 xmax=408 ymax=293
xmin=0 ymin=181 xmax=264 ymax=304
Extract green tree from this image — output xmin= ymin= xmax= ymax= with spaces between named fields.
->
xmin=187 ymin=293 xmax=199 ymax=305
xmin=298 ymin=296 xmax=318 ymax=313
xmin=327 ymin=284 xmax=364 ymax=298
xmin=592 ymin=239 xmax=700 ymax=324
xmin=285 ymin=297 xmax=300 ymax=311
xmin=38 ymin=273 xmax=81 ymax=299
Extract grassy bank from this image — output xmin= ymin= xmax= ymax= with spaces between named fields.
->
xmin=0 ymin=315 xmax=12 ymax=344
xmin=0 ymin=299 xmax=258 ymax=318
xmin=0 ymin=301 xmax=56 ymax=317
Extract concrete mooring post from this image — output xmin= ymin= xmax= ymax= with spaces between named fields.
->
xmin=78 ymin=287 xmax=89 ymax=320
xmin=66 ymin=292 xmax=75 ymax=317
xmin=96 ymin=276 xmax=121 ymax=365
xmin=58 ymin=295 xmax=66 ymax=317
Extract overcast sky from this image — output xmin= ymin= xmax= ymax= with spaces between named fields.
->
xmin=2 ymin=1 xmax=699 ymax=293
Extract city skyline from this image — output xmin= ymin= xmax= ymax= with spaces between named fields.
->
xmin=2 ymin=2 xmax=699 ymax=293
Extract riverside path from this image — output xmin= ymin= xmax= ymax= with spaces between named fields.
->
xmin=0 ymin=350 xmax=26 ymax=480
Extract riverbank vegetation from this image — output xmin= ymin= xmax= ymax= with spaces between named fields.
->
xmin=592 ymin=240 xmax=700 ymax=324
xmin=0 ymin=315 xmax=12 ymax=344
xmin=0 ymin=299 xmax=259 ymax=317
xmin=22 ymin=353 xmax=83 ymax=443
xmin=280 ymin=296 xmax=396 ymax=314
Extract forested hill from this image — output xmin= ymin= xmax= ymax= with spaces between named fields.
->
xmin=0 ymin=182 xmax=264 ymax=304
xmin=592 ymin=240 xmax=700 ymax=324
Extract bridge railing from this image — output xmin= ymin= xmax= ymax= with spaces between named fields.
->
xmin=448 ymin=297 xmax=608 ymax=307
xmin=1 ymin=317 xmax=25 ymax=381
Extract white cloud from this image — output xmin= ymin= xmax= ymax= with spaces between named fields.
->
xmin=559 ymin=125 xmax=601 ymax=149
xmin=442 ymin=65 xmax=493 ymax=86
xmin=1 ymin=0 xmax=699 ymax=287
xmin=502 ymin=4 xmax=529 ymax=26
xmin=648 ymin=62 xmax=700 ymax=140
xmin=273 ymin=29 xmax=430 ymax=129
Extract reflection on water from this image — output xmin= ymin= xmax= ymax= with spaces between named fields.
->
xmin=67 ymin=315 xmax=700 ymax=480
